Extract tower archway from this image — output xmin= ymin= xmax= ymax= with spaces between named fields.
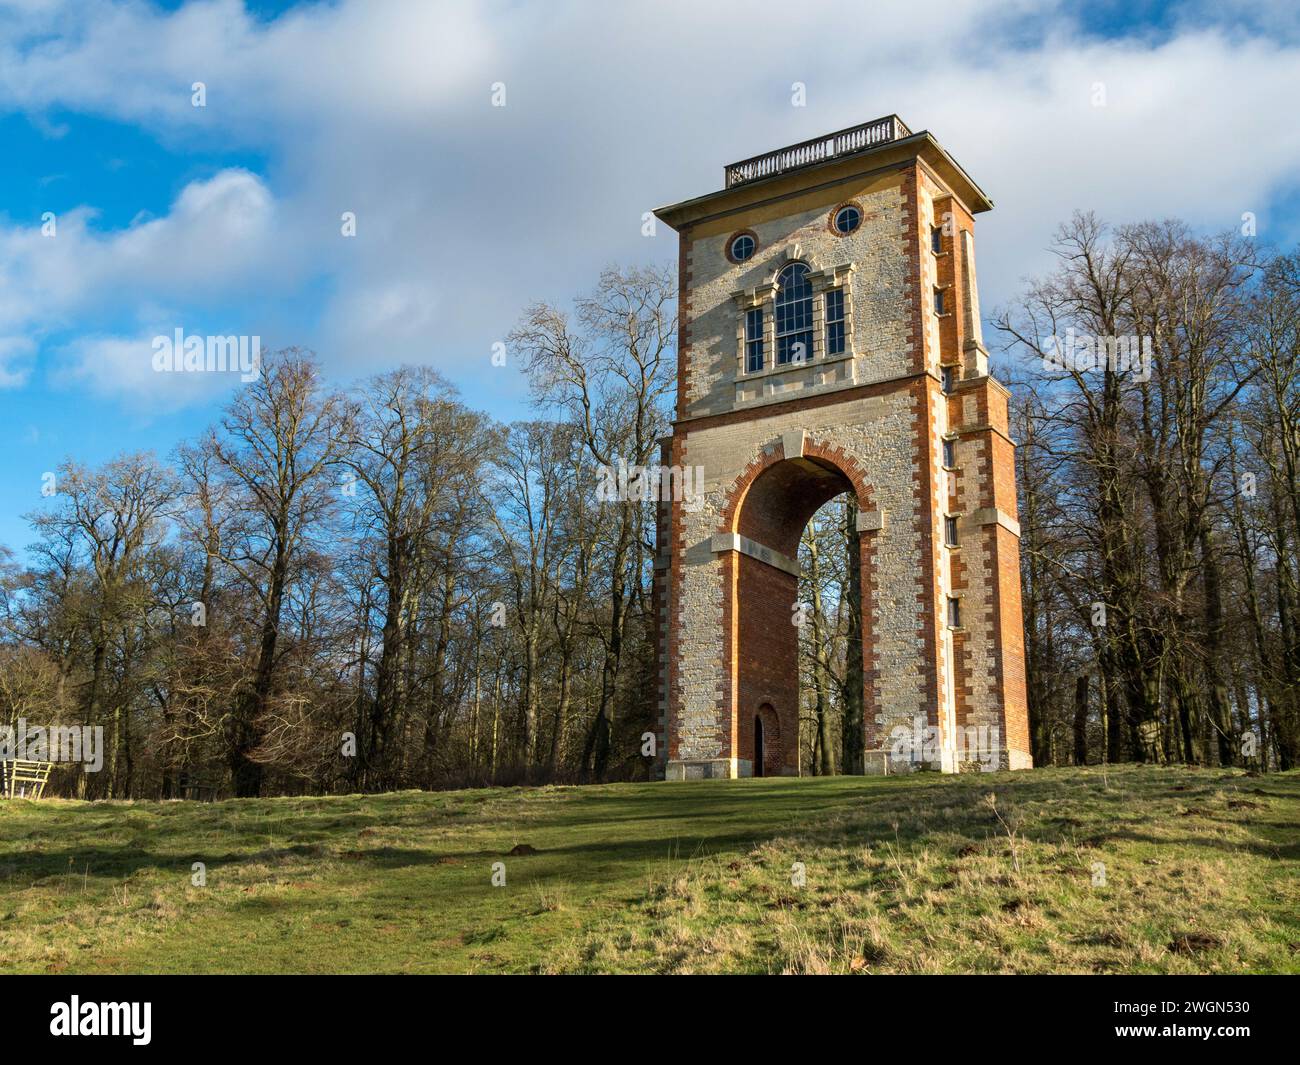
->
xmin=724 ymin=444 xmax=871 ymax=777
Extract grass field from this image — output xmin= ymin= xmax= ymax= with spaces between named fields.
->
xmin=1 ymin=764 xmax=1296 ymax=974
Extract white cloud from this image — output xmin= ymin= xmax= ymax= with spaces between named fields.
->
xmin=0 ymin=167 xmax=276 ymax=314
xmin=1 ymin=0 xmax=1299 ymax=406
xmin=0 ymin=0 xmax=496 ymax=134
xmin=0 ymin=336 xmax=34 ymax=387
xmin=0 ymin=167 xmax=282 ymax=407
xmin=57 ymin=330 xmax=255 ymax=411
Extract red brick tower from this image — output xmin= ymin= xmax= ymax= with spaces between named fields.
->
xmin=651 ymin=117 xmax=1030 ymax=778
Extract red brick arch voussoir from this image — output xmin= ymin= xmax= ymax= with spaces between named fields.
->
xmin=717 ymin=435 xmax=877 ymax=534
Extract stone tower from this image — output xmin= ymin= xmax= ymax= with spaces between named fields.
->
xmin=651 ymin=116 xmax=1031 ymax=779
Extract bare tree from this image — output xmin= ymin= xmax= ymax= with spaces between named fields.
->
xmin=26 ymin=454 xmax=175 ymax=796
xmin=211 ymin=350 xmax=348 ymax=796
xmin=509 ymin=265 xmax=675 ymax=780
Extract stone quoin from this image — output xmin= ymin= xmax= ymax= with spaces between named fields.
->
xmin=650 ymin=116 xmax=1031 ymax=779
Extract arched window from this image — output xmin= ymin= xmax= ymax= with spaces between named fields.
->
xmin=775 ymin=262 xmax=813 ymax=365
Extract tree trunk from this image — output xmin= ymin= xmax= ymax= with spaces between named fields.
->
xmin=1072 ymin=674 xmax=1089 ymax=765
xmin=841 ymin=499 xmax=864 ymax=775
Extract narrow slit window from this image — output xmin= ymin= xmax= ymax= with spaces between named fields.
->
xmin=934 ymin=286 xmax=946 ymax=315
xmin=945 ymin=515 xmax=959 ymax=547
xmin=931 ymin=225 xmax=943 ymax=253
xmin=825 ymin=287 xmax=846 ymax=357
xmin=947 ymin=596 xmax=962 ymax=628
xmin=942 ymin=438 xmax=956 ymax=467
xmin=941 ymin=365 xmax=956 ymax=393
xmin=745 ymin=307 xmax=764 ymax=373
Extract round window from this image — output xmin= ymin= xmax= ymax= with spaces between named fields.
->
xmin=729 ymin=233 xmax=756 ymax=262
xmin=833 ymin=205 xmax=862 ymax=235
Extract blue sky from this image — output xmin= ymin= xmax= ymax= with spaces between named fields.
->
xmin=3 ymin=0 xmax=1300 ymax=556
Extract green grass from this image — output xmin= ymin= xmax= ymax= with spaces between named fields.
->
xmin=1 ymin=764 xmax=1296 ymax=973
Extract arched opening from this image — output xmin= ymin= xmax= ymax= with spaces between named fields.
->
xmin=797 ymin=495 xmax=865 ymax=776
xmin=753 ymin=702 xmax=780 ymax=777
xmin=728 ymin=449 xmax=871 ymax=777
xmin=775 ymin=263 xmax=814 ymax=365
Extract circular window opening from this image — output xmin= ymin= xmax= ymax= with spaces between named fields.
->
xmin=833 ymin=205 xmax=862 ymax=235
xmin=728 ymin=232 xmax=757 ymax=262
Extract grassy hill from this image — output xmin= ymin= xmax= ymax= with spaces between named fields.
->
xmin=1 ymin=764 xmax=1296 ymax=974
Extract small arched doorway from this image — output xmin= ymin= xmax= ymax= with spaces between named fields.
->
xmin=751 ymin=702 xmax=780 ymax=778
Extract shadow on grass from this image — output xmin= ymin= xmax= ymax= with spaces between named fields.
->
xmin=5 ymin=768 xmax=1296 ymax=889
xmin=1085 ymin=828 xmax=1300 ymax=861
